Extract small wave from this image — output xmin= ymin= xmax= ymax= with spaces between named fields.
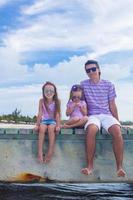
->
xmin=0 ymin=183 xmax=133 ymax=200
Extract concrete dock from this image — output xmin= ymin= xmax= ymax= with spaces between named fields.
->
xmin=0 ymin=126 xmax=133 ymax=183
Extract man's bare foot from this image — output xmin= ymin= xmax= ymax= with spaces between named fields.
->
xmin=81 ymin=168 xmax=93 ymax=175
xmin=117 ymin=168 xmax=126 ymax=177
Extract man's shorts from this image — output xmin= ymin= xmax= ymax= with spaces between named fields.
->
xmin=84 ymin=114 xmax=121 ymax=132
xmin=41 ymin=119 xmax=56 ymax=125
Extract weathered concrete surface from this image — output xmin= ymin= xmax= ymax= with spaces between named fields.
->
xmin=0 ymin=127 xmax=133 ymax=183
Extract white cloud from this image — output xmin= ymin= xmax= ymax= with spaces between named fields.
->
xmin=0 ymin=45 xmax=88 ymax=85
xmin=101 ymin=64 xmax=132 ymax=81
xmin=5 ymin=13 xmax=89 ymax=52
xmin=21 ymin=0 xmax=47 ymax=15
xmin=3 ymin=0 xmax=133 ymax=57
xmin=0 ymin=47 xmax=28 ymax=84
xmin=0 ymin=0 xmax=9 ymax=6
xmin=31 ymin=55 xmax=87 ymax=85
xmin=21 ymin=0 xmax=68 ymax=16
xmin=116 ymin=82 xmax=133 ymax=121
xmin=0 ymin=84 xmax=41 ymax=116
xmin=0 ymin=0 xmax=20 ymax=7
xmin=0 ymin=46 xmax=132 ymax=86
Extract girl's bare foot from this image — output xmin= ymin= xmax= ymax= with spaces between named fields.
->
xmin=44 ymin=153 xmax=52 ymax=163
xmin=117 ymin=168 xmax=126 ymax=177
xmin=38 ymin=154 xmax=44 ymax=163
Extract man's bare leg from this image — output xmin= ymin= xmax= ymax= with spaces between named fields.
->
xmin=108 ymin=125 xmax=126 ymax=177
xmin=81 ymin=124 xmax=98 ymax=175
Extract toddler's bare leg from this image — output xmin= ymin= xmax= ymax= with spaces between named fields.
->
xmin=63 ymin=117 xmax=80 ymax=128
xmin=65 ymin=117 xmax=80 ymax=125
xmin=65 ymin=116 xmax=89 ymax=128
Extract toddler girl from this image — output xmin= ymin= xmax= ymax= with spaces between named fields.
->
xmin=64 ymin=84 xmax=88 ymax=128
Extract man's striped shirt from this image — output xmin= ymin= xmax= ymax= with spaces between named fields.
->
xmin=81 ymin=79 xmax=116 ymax=116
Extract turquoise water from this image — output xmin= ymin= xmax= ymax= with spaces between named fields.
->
xmin=0 ymin=183 xmax=133 ymax=199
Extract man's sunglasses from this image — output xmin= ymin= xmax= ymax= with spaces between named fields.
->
xmin=86 ymin=67 xmax=97 ymax=73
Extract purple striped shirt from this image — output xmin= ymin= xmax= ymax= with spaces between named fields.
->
xmin=81 ymin=79 xmax=116 ymax=115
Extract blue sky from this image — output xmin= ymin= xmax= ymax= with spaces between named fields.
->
xmin=0 ymin=0 xmax=133 ymax=121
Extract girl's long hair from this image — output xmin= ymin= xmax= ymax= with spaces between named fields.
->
xmin=42 ymin=81 xmax=61 ymax=118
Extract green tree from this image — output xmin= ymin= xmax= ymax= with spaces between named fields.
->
xmin=12 ymin=108 xmax=21 ymax=123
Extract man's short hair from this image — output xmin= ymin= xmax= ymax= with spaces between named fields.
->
xmin=85 ymin=60 xmax=101 ymax=76
xmin=85 ymin=60 xmax=100 ymax=69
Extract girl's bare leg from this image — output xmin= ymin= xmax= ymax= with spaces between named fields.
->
xmin=44 ymin=124 xmax=56 ymax=163
xmin=38 ymin=124 xmax=47 ymax=163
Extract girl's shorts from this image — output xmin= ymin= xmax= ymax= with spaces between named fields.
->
xmin=41 ymin=119 xmax=56 ymax=125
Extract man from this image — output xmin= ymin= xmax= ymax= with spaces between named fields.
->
xmin=80 ymin=60 xmax=126 ymax=177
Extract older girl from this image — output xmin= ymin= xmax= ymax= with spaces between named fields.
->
xmin=35 ymin=81 xmax=61 ymax=163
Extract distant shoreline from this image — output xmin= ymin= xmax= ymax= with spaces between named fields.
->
xmin=0 ymin=123 xmax=35 ymax=129
xmin=0 ymin=123 xmax=133 ymax=129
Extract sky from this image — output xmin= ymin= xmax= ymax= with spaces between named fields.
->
xmin=0 ymin=0 xmax=133 ymax=121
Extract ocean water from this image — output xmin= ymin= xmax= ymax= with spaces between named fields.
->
xmin=0 ymin=183 xmax=133 ymax=200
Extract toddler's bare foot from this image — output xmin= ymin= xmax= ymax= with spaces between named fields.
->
xmin=81 ymin=168 xmax=93 ymax=175
xmin=117 ymin=168 xmax=126 ymax=177
xmin=63 ymin=124 xmax=71 ymax=128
